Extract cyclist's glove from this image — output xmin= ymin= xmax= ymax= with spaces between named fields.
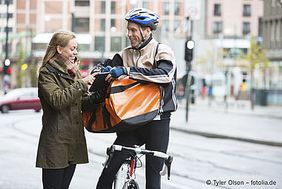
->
xmin=110 ymin=67 xmax=128 ymax=78
xmin=101 ymin=66 xmax=112 ymax=73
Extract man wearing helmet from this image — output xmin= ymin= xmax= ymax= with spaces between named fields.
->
xmin=96 ymin=8 xmax=177 ymax=189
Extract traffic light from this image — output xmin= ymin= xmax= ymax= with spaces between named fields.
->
xmin=3 ymin=59 xmax=11 ymax=75
xmin=184 ymin=39 xmax=194 ymax=62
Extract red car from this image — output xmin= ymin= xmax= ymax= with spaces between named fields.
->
xmin=0 ymin=87 xmax=41 ymax=113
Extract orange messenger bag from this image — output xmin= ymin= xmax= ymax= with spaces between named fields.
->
xmin=82 ymin=78 xmax=161 ymax=133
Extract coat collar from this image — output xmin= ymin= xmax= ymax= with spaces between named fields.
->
xmin=49 ymin=55 xmax=68 ymax=73
xmin=47 ymin=56 xmax=79 ymax=80
xmin=125 ymin=38 xmax=158 ymax=53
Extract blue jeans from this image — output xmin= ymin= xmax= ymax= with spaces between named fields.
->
xmin=96 ymin=119 xmax=170 ymax=189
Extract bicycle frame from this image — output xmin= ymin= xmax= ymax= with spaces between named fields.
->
xmin=104 ymin=145 xmax=173 ymax=189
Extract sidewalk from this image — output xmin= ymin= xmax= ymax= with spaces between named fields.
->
xmin=170 ymin=98 xmax=282 ymax=147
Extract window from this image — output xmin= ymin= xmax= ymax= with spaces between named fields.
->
xmin=111 ymin=1 xmax=116 ymax=14
xmin=270 ymin=21 xmax=275 ymax=46
xmin=125 ymin=37 xmax=130 ymax=47
xmin=111 ymin=19 xmax=116 ymax=27
xmin=174 ymin=2 xmax=180 ymax=15
xmin=95 ymin=36 xmax=105 ymax=52
xmin=111 ymin=19 xmax=116 ymax=32
xmin=0 ymin=0 xmax=13 ymax=4
xmin=174 ymin=20 xmax=181 ymax=32
xmin=32 ymin=43 xmax=47 ymax=51
xmin=4 ymin=26 xmax=13 ymax=32
xmin=111 ymin=37 xmax=122 ymax=52
xmin=100 ymin=1 xmax=106 ymax=14
xmin=164 ymin=2 xmax=169 ymax=15
xmin=74 ymin=17 xmax=89 ymax=33
xmin=0 ymin=13 xmax=13 ymax=19
xmin=275 ymin=20 xmax=280 ymax=42
xmin=163 ymin=20 xmax=169 ymax=32
xmin=100 ymin=19 xmax=106 ymax=32
xmin=79 ymin=44 xmax=90 ymax=51
xmin=242 ymin=22 xmax=250 ymax=35
xmin=213 ymin=21 xmax=222 ymax=34
xmin=214 ymin=4 xmax=221 ymax=16
xmin=258 ymin=17 xmax=263 ymax=37
xmin=8 ymin=13 xmax=13 ymax=19
xmin=142 ymin=1 xmax=149 ymax=9
xmin=280 ymin=20 xmax=282 ymax=45
xmin=243 ymin=4 xmax=251 ymax=17
xmin=75 ymin=0 xmax=90 ymax=6
xmin=271 ymin=0 xmax=276 ymax=7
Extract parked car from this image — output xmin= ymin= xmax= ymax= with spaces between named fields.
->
xmin=0 ymin=87 xmax=41 ymax=113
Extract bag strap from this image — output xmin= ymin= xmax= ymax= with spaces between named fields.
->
xmin=87 ymin=111 xmax=97 ymax=131
xmin=87 ymin=102 xmax=112 ymax=131
xmin=111 ymin=82 xmax=139 ymax=94
xmin=102 ymin=103 xmax=112 ymax=129
xmin=153 ymin=43 xmax=160 ymax=68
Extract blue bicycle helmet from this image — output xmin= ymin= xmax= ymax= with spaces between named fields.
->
xmin=125 ymin=8 xmax=159 ymax=30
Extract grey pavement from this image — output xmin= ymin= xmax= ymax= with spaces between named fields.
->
xmin=171 ymin=97 xmax=282 ymax=147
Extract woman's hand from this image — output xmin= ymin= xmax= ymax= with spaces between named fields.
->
xmin=82 ymin=73 xmax=97 ymax=85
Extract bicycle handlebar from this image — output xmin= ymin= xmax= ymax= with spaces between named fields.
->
xmin=105 ymin=144 xmax=173 ymax=180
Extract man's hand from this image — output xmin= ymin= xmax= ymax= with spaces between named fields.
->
xmin=101 ymin=66 xmax=112 ymax=73
xmin=109 ymin=67 xmax=127 ymax=78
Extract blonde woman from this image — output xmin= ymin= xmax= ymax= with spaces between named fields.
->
xmin=36 ymin=30 xmax=103 ymax=189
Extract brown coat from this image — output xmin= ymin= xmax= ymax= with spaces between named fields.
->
xmin=36 ymin=58 xmax=89 ymax=169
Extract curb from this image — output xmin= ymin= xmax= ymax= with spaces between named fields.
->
xmin=171 ymin=126 xmax=282 ymax=147
xmin=189 ymin=106 xmax=282 ymax=120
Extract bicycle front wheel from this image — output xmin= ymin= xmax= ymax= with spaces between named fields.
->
xmin=122 ymin=180 xmax=139 ymax=189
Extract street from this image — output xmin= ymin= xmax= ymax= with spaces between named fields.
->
xmin=1 ymin=1 xmax=282 ymax=189
xmin=0 ymin=103 xmax=282 ymax=189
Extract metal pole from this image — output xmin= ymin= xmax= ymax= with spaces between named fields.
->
xmin=185 ymin=63 xmax=191 ymax=122
xmin=5 ymin=0 xmax=9 ymax=61
xmin=185 ymin=17 xmax=193 ymax=123
xmin=71 ymin=13 xmax=76 ymax=32
xmin=2 ymin=0 xmax=10 ymax=94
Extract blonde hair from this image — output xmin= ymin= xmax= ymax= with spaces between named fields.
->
xmin=42 ymin=30 xmax=76 ymax=66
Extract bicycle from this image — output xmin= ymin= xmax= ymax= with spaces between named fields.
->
xmin=103 ymin=144 xmax=173 ymax=189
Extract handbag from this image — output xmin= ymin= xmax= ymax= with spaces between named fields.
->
xmin=82 ymin=78 xmax=160 ymax=133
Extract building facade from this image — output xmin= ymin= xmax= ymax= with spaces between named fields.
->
xmin=0 ymin=0 xmax=14 ymax=60
xmin=206 ymin=0 xmax=263 ymax=38
xmin=15 ymin=0 xmax=187 ymax=61
xmin=259 ymin=0 xmax=282 ymax=105
xmin=203 ymin=0 xmax=263 ymax=63
xmin=262 ymin=0 xmax=282 ymax=89
xmin=0 ymin=0 xmax=188 ymax=88
xmin=193 ymin=0 xmax=263 ymax=98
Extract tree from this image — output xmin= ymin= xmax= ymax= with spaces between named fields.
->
xmin=242 ymin=36 xmax=269 ymax=110
xmin=15 ymin=43 xmax=26 ymax=88
xmin=29 ymin=60 xmax=38 ymax=87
